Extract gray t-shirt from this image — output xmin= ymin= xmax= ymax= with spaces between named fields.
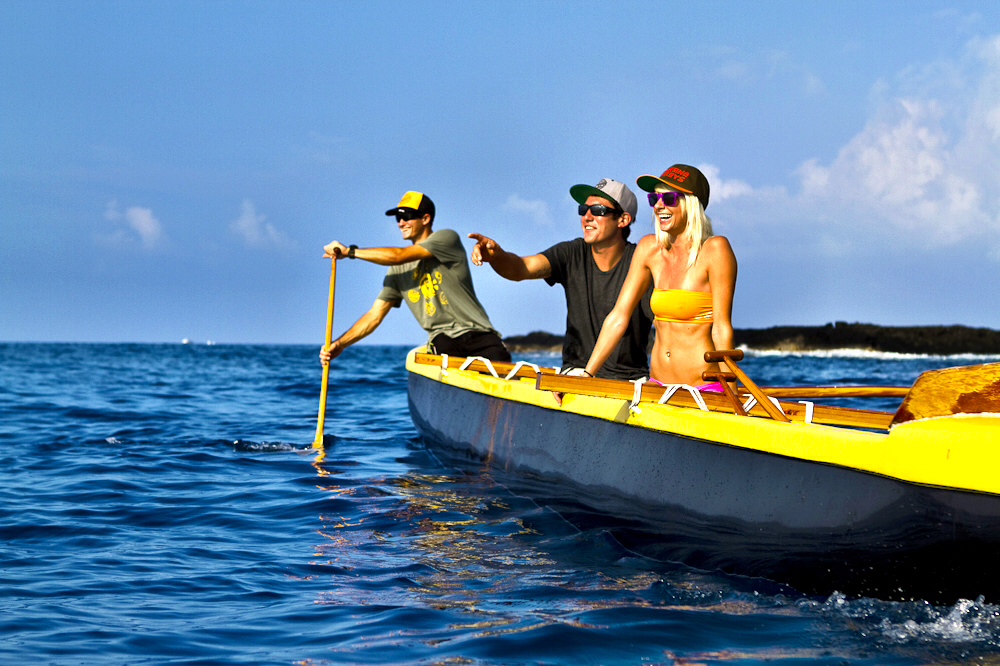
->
xmin=378 ymin=229 xmax=499 ymax=343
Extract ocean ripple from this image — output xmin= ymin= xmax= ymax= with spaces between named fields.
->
xmin=3 ymin=343 xmax=1000 ymax=664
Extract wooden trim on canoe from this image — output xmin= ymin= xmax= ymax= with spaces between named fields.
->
xmin=412 ymin=352 xmax=558 ymax=380
xmin=412 ymin=354 xmax=906 ymax=399
xmin=409 ymin=352 xmax=894 ymax=431
xmin=758 ymin=387 xmax=908 ymax=399
xmin=536 ymin=374 xmax=895 ymax=432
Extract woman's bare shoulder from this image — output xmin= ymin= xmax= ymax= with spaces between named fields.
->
xmin=703 ymin=235 xmax=735 ymax=256
xmin=635 ymin=234 xmax=660 ymax=254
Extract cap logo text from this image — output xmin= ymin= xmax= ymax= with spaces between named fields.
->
xmin=666 ymin=167 xmax=689 ymax=183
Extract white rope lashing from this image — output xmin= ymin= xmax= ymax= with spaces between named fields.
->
xmin=503 ymin=361 xmax=541 ymax=380
xmin=438 ymin=352 xmax=805 ymax=424
xmin=657 ymin=384 xmax=709 ymax=412
xmin=742 ymin=395 xmax=787 ymax=417
xmin=628 ymin=377 xmax=649 ymax=414
xmin=459 ymin=356 xmax=499 ymax=378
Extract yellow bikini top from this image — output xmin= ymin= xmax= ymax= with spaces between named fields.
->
xmin=650 ymin=289 xmax=714 ymax=324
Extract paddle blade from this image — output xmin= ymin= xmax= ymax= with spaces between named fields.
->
xmin=893 ymin=362 xmax=1000 ymax=425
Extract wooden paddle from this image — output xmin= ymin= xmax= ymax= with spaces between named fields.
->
xmin=705 ymin=349 xmax=790 ymax=422
xmin=313 ymin=258 xmax=337 ymax=448
xmin=892 ymin=361 xmax=1000 ymax=425
xmin=702 ymin=370 xmax=747 ymax=416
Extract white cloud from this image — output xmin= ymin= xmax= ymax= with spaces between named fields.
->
xmin=715 ymin=60 xmax=750 ymax=82
xmin=101 ymin=200 xmax=164 ymax=249
xmin=803 ymin=72 xmax=826 ymax=96
xmin=766 ymin=50 xmax=827 ymax=96
xmin=791 ymin=35 xmax=1000 ymax=247
xmin=697 ymin=164 xmax=754 ymax=203
xmin=230 ymin=199 xmax=295 ymax=249
xmin=817 ymin=233 xmax=855 ymax=258
xmin=104 ymin=200 xmax=121 ymax=222
xmin=299 ymin=131 xmax=348 ymax=165
xmin=126 ymin=207 xmax=163 ymax=249
xmin=502 ymin=194 xmax=552 ymax=227
xmin=796 ymin=158 xmax=830 ymax=195
xmin=707 ymin=48 xmax=825 ymax=96
xmin=986 ymin=105 xmax=1000 ymax=141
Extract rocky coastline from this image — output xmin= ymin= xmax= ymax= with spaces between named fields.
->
xmin=504 ymin=323 xmax=1000 ymax=356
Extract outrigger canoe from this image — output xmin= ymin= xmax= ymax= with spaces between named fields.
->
xmin=406 ymin=348 xmax=1000 ymax=603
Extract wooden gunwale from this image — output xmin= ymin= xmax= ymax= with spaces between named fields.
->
xmin=411 ymin=352 xmax=896 ymax=431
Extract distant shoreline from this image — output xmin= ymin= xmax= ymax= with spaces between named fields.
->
xmin=504 ymin=323 xmax=1000 ymax=356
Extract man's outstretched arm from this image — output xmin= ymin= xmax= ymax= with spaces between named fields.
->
xmin=467 ymin=233 xmax=551 ymax=281
xmin=319 ymin=298 xmax=394 ymax=365
xmin=324 ymin=241 xmax=433 ymax=266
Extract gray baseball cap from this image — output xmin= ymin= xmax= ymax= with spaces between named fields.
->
xmin=569 ymin=178 xmax=638 ymax=221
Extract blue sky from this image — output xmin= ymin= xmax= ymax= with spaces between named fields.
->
xmin=3 ymin=1 xmax=999 ymax=344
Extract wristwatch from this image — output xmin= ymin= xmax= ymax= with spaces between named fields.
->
xmin=347 ymin=245 xmax=358 ymax=259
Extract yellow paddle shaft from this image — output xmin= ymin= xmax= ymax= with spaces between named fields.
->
xmin=313 ymin=258 xmax=337 ymax=448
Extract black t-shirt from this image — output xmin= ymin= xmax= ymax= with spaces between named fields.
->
xmin=540 ymin=238 xmax=654 ymax=380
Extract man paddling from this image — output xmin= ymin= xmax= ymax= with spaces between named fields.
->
xmin=469 ymin=178 xmax=653 ymax=379
xmin=320 ymin=191 xmax=511 ymax=365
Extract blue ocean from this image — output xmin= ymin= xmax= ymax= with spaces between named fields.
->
xmin=4 ymin=342 xmax=1000 ymax=665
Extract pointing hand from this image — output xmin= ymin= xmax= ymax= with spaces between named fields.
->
xmin=468 ymin=233 xmax=499 ymax=266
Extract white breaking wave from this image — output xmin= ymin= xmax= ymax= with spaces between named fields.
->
xmin=740 ymin=346 xmax=1000 ymax=362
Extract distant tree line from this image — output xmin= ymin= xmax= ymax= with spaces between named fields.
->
xmin=504 ymin=323 xmax=1000 ymax=355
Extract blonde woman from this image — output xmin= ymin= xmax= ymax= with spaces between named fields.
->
xmin=583 ymin=164 xmax=737 ymax=387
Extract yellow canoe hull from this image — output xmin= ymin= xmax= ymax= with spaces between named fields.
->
xmin=406 ymin=349 xmax=1000 ymax=602
xmin=408 ymin=350 xmax=1000 ymax=495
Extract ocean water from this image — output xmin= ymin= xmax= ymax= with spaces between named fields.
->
xmin=4 ymin=342 xmax=1000 ymax=665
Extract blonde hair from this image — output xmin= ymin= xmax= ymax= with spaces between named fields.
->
xmin=654 ymin=193 xmax=713 ymax=268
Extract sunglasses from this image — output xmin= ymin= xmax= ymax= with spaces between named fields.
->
xmin=647 ymin=192 xmax=683 ymax=207
xmin=577 ymin=203 xmax=620 ymax=217
xmin=394 ymin=210 xmax=423 ymax=222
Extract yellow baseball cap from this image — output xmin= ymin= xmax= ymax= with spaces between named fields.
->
xmin=384 ymin=191 xmax=435 ymax=218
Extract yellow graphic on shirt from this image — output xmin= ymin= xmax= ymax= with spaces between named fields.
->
xmin=406 ymin=270 xmax=448 ymax=317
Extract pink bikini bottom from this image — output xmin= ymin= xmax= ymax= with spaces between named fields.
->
xmin=648 ymin=378 xmax=725 ymax=393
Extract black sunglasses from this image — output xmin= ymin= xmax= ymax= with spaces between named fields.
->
xmin=577 ymin=203 xmax=620 ymax=217
xmin=394 ymin=210 xmax=423 ymax=222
